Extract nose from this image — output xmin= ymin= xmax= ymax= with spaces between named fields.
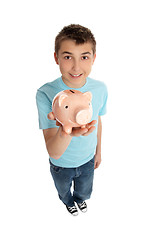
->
xmin=72 ymin=59 xmax=80 ymax=72
xmin=76 ymin=109 xmax=92 ymax=125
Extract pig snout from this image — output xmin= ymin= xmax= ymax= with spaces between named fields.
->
xmin=76 ymin=109 xmax=92 ymax=125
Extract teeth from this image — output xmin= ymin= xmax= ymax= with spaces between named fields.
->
xmin=71 ymin=74 xmax=81 ymax=77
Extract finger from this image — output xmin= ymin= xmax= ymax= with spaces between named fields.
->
xmin=86 ymin=120 xmax=97 ymax=128
xmin=94 ymin=162 xmax=99 ymax=169
xmin=95 ymin=160 xmax=101 ymax=169
xmin=94 ymin=164 xmax=98 ymax=169
xmin=59 ymin=126 xmax=70 ymax=137
xmin=83 ymin=126 xmax=96 ymax=136
xmin=75 ymin=128 xmax=88 ymax=136
xmin=48 ymin=112 xmax=55 ymax=120
xmin=82 ymin=126 xmax=96 ymax=136
xmin=72 ymin=127 xmax=88 ymax=137
xmin=56 ymin=121 xmax=61 ymax=126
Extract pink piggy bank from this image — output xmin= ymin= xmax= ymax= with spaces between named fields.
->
xmin=48 ymin=89 xmax=93 ymax=134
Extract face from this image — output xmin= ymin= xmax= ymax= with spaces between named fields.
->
xmin=54 ymin=40 xmax=96 ymax=88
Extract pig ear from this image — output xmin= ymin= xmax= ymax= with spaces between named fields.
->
xmin=83 ymin=91 xmax=92 ymax=102
xmin=58 ymin=94 xmax=68 ymax=107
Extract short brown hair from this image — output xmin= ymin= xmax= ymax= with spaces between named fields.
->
xmin=55 ymin=24 xmax=96 ymax=55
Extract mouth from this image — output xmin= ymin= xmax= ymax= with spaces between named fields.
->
xmin=69 ymin=73 xmax=83 ymax=78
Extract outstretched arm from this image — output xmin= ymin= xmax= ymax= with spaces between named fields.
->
xmin=43 ymin=120 xmax=97 ymax=160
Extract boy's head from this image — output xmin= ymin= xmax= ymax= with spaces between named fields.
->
xmin=54 ymin=24 xmax=96 ymax=88
xmin=55 ymin=24 xmax=96 ymax=55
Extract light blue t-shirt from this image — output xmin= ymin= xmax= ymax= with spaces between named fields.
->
xmin=36 ymin=77 xmax=108 ymax=168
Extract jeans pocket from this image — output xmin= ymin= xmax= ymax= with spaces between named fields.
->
xmin=87 ymin=157 xmax=95 ymax=169
xmin=89 ymin=157 xmax=95 ymax=165
xmin=50 ymin=161 xmax=63 ymax=173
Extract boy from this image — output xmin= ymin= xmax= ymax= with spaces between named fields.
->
xmin=36 ymin=24 xmax=108 ymax=216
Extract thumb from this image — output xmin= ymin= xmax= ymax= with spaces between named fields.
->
xmin=47 ymin=112 xmax=55 ymax=120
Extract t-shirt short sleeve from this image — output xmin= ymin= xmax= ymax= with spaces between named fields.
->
xmin=36 ymin=90 xmax=58 ymax=129
xmin=99 ymin=84 xmax=108 ymax=116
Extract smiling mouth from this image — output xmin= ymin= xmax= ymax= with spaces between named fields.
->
xmin=69 ymin=73 xmax=83 ymax=78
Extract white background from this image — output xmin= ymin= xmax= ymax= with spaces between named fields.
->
xmin=0 ymin=0 xmax=160 ymax=239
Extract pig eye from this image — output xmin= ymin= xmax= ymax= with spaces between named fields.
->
xmin=65 ymin=105 xmax=69 ymax=109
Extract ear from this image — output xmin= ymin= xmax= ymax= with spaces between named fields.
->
xmin=58 ymin=94 xmax=68 ymax=107
xmin=92 ymin=53 xmax=96 ymax=65
xmin=48 ymin=112 xmax=55 ymax=120
xmin=54 ymin=52 xmax=59 ymax=65
xmin=83 ymin=91 xmax=92 ymax=102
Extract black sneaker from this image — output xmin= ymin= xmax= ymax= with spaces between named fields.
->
xmin=77 ymin=201 xmax=87 ymax=213
xmin=66 ymin=204 xmax=78 ymax=216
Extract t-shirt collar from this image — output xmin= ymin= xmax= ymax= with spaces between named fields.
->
xmin=59 ymin=76 xmax=89 ymax=91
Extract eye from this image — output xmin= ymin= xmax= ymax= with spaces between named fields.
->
xmin=82 ymin=56 xmax=88 ymax=60
xmin=65 ymin=105 xmax=69 ymax=109
xmin=64 ymin=56 xmax=71 ymax=60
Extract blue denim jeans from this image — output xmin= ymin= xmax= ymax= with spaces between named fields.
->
xmin=49 ymin=157 xmax=95 ymax=207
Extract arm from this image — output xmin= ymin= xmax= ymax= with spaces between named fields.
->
xmin=43 ymin=120 xmax=97 ymax=160
xmin=43 ymin=127 xmax=72 ymax=159
xmin=94 ymin=116 xmax=102 ymax=169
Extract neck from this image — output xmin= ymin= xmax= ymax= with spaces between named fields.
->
xmin=62 ymin=77 xmax=86 ymax=88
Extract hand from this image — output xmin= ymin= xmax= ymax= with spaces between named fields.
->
xmin=80 ymin=120 xmax=97 ymax=137
xmin=56 ymin=120 xmax=97 ymax=137
xmin=94 ymin=154 xmax=102 ymax=169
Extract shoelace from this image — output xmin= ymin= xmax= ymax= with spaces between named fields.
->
xmin=78 ymin=202 xmax=87 ymax=209
xmin=68 ymin=206 xmax=77 ymax=213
